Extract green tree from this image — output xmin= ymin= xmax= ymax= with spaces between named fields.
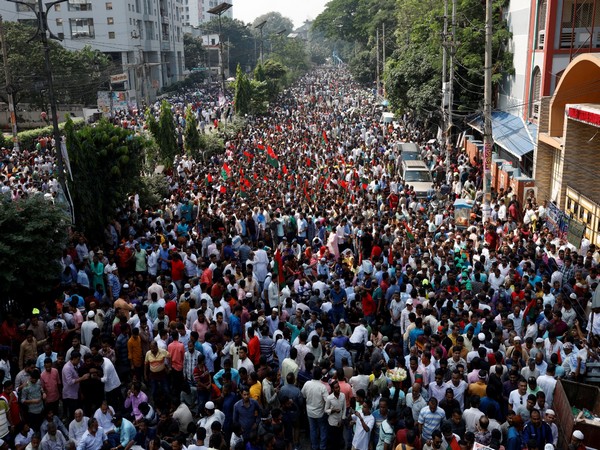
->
xmin=252 ymin=12 xmax=294 ymax=38
xmin=146 ymin=100 xmax=179 ymax=168
xmin=65 ymin=118 xmax=146 ymax=239
xmin=184 ymin=33 xmax=207 ymax=70
xmin=184 ymin=106 xmax=201 ymax=156
xmin=234 ymin=64 xmax=252 ymax=115
xmin=0 ymin=23 xmax=114 ymax=108
xmin=0 ymin=196 xmax=69 ymax=304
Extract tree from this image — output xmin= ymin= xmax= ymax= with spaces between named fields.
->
xmin=184 ymin=106 xmax=201 ymax=156
xmin=184 ymin=33 xmax=207 ymax=70
xmin=234 ymin=64 xmax=252 ymax=116
xmin=146 ymin=100 xmax=179 ymax=168
xmin=65 ymin=118 xmax=146 ymax=240
xmin=252 ymin=12 xmax=294 ymax=38
xmin=0 ymin=22 xmax=114 ymax=108
xmin=0 ymin=195 xmax=69 ymax=305
xmin=203 ymin=17 xmax=256 ymax=74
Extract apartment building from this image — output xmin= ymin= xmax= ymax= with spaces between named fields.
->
xmin=181 ymin=0 xmax=233 ymax=28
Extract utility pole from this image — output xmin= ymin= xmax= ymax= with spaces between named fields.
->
xmin=382 ymin=23 xmax=385 ymax=97
xmin=376 ymin=27 xmax=380 ymax=97
xmin=441 ymin=0 xmax=448 ymax=154
xmin=207 ymin=3 xmax=232 ymax=97
xmin=447 ymin=0 xmax=456 ymax=174
xmin=0 ymin=16 xmax=19 ymax=152
xmin=483 ymin=0 xmax=493 ymax=222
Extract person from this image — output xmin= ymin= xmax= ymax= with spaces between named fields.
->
xmin=40 ymin=423 xmax=67 ymax=450
xmin=302 ymin=367 xmax=329 ymax=450
xmin=522 ymin=410 xmax=553 ymax=449
xmin=111 ymin=414 xmax=136 ymax=450
xmin=423 ymin=430 xmax=443 ymax=450
xmin=232 ymin=387 xmax=260 ymax=441
xmin=325 ymin=381 xmax=346 ymax=449
xmin=21 ymin=369 xmax=44 ymax=431
xmin=76 ymin=418 xmax=108 ymax=450
xmin=418 ymin=398 xmax=446 ymax=441
xmin=350 ymin=400 xmax=375 ymax=450
xmin=569 ymin=430 xmax=586 ymax=450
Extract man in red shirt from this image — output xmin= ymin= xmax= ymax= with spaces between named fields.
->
xmin=167 ymin=332 xmax=185 ymax=396
xmin=247 ymin=327 xmax=261 ymax=366
xmin=165 ymin=298 xmax=178 ymax=323
xmin=359 ymin=287 xmax=376 ymax=324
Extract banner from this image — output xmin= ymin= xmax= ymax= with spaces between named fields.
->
xmin=567 ymin=219 xmax=586 ymax=249
xmin=546 ymin=202 xmax=569 ymax=240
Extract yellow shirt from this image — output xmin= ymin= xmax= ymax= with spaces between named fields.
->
xmin=249 ymin=381 xmax=262 ymax=405
xmin=145 ymin=349 xmax=169 ymax=372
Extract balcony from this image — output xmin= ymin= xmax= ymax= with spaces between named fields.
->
xmin=538 ymin=30 xmax=545 ymax=49
xmin=560 ymin=27 xmax=600 ymax=48
xmin=161 ymin=40 xmax=171 ymax=51
xmin=161 ymin=15 xmax=169 ymax=24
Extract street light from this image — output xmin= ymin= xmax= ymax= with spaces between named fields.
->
xmin=207 ymin=2 xmax=232 ymax=97
xmin=254 ymin=20 xmax=267 ymax=65
xmin=8 ymin=0 xmax=74 ymax=222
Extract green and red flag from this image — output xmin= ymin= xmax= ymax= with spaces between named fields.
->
xmin=221 ymin=163 xmax=231 ymax=180
xmin=322 ymin=131 xmax=328 ymax=145
xmin=403 ymin=221 xmax=415 ymax=242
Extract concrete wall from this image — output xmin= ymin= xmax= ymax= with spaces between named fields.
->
xmin=0 ymin=104 xmax=85 ymax=130
xmin=498 ymin=1 xmax=532 ymax=118
xmin=562 ymin=118 xmax=600 ymax=205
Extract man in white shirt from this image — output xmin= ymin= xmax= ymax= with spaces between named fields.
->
xmin=463 ymin=396 xmax=484 ymax=433
xmin=349 ymin=319 xmax=369 ymax=360
xmin=302 ymin=368 xmax=329 ymax=450
xmin=351 ymin=400 xmax=375 ymax=450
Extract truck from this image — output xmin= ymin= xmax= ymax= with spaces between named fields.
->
xmin=554 ymin=379 xmax=600 ymax=449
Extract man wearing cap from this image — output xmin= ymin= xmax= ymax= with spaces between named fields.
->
xmin=563 ymin=341 xmax=586 ymax=380
xmin=570 ymin=430 xmax=586 ymax=450
xmin=80 ymin=311 xmax=98 ymax=348
xmin=197 ymin=401 xmax=225 ymax=443
xmin=111 ymin=414 xmax=136 ymax=450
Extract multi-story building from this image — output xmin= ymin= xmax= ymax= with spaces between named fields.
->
xmin=470 ymin=0 xmax=600 ymax=179
xmin=182 ymin=0 xmax=232 ymax=28
xmin=0 ymin=0 xmax=185 ymax=104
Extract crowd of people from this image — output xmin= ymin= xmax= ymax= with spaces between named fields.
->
xmin=0 ymin=67 xmax=597 ymax=450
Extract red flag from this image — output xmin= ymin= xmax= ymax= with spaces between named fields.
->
xmin=257 ymin=144 xmax=265 ymax=151
xmin=263 ymin=175 xmax=269 ymax=182
xmin=339 ymin=180 xmax=349 ymax=190
xmin=243 ymin=151 xmax=254 ymax=159
xmin=243 ymin=178 xmax=251 ymax=188
xmin=267 ymin=146 xmax=277 ymax=159
xmin=219 ymin=186 xmax=226 ymax=194
xmin=388 ymin=246 xmax=394 ymax=265
xmin=282 ymin=165 xmax=288 ymax=175
xmin=306 ymin=157 xmax=311 ymax=167
xmin=273 ymin=249 xmax=285 ymax=288
xmin=322 ymin=131 xmax=328 ymax=144
xmin=207 ymin=174 xmax=213 ymax=183
xmin=253 ymin=173 xmax=258 ymax=180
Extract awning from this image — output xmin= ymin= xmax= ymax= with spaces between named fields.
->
xmin=468 ymin=111 xmax=538 ymax=161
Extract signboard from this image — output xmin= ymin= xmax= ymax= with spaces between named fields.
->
xmin=546 ymin=202 xmax=569 ymax=239
xmin=110 ymin=73 xmax=129 ymax=84
xmin=97 ymin=91 xmax=128 ymax=115
xmin=567 ymin=219 xmax=586 ymax=249
xmin=483 ymin=142 xmax=492 ymax=172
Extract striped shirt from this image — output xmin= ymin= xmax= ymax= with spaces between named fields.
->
xmin=418 ymin=405 xmax=446 ymax=440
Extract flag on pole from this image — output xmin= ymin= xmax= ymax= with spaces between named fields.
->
xmin=322 ymin=131 xmax=328 ymax=144
xmin=403 ymin=221 xmax=415 ymax=241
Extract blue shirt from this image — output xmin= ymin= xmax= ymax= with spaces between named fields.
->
xmin=116 ymin=418 xmax=136 ymax=447
xmin=233 ymin=399 xmax=260 ymax=438
xmin=76 ymin=427 xmax=108 ymax=450
xmin=229 ymin=315 xmax=242 ymax=337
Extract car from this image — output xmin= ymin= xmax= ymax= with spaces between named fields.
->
xmin=400 ymin=142 xmax=421 ymax=161
xmin=402 ymin=160 xmax=434 ymax=198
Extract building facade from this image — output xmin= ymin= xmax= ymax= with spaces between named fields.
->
xmin=534 ymin=54 xmax=600 ymax=246
xmin=0 ymin=0 xmax=185 ymax=104
xmin=181 ymin=0 xmax=232 ymax=28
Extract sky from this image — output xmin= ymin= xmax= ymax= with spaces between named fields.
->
xmin=233 ymin=0 xmax=329 ymax=28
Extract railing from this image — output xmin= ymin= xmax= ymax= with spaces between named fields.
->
xmin=560 ymin=27 xmax=600 ymax=48
xmin=538 ymin=30 xmax=545 ymax=49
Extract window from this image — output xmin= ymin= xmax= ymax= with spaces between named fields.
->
xmin=530 ymin=67 xmax=542 ymax=119
xmin=68 ymin=0 xmax=92 ymax=11
xmin=54 ymin=3 xmax=61 ymax=11
xmin=57 ymin=32 xmax=65 ymax=40
xmin=70 ymin=18 xmax=95 ymax=38
xmin=109 ymin=31 xmax=116 ymax=39
xmin=107 ymin=17 xmax=114 ymax=25
xmin=56 ymin=18 xmax=63 ymax=26
xmin=106 ymin=2 xmax=113 ymax=10
xmin=16 ymin=2 xmax=36 ymax=12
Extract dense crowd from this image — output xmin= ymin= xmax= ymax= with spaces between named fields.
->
xmin=0 ymin=67 xmax=597 ymax=450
